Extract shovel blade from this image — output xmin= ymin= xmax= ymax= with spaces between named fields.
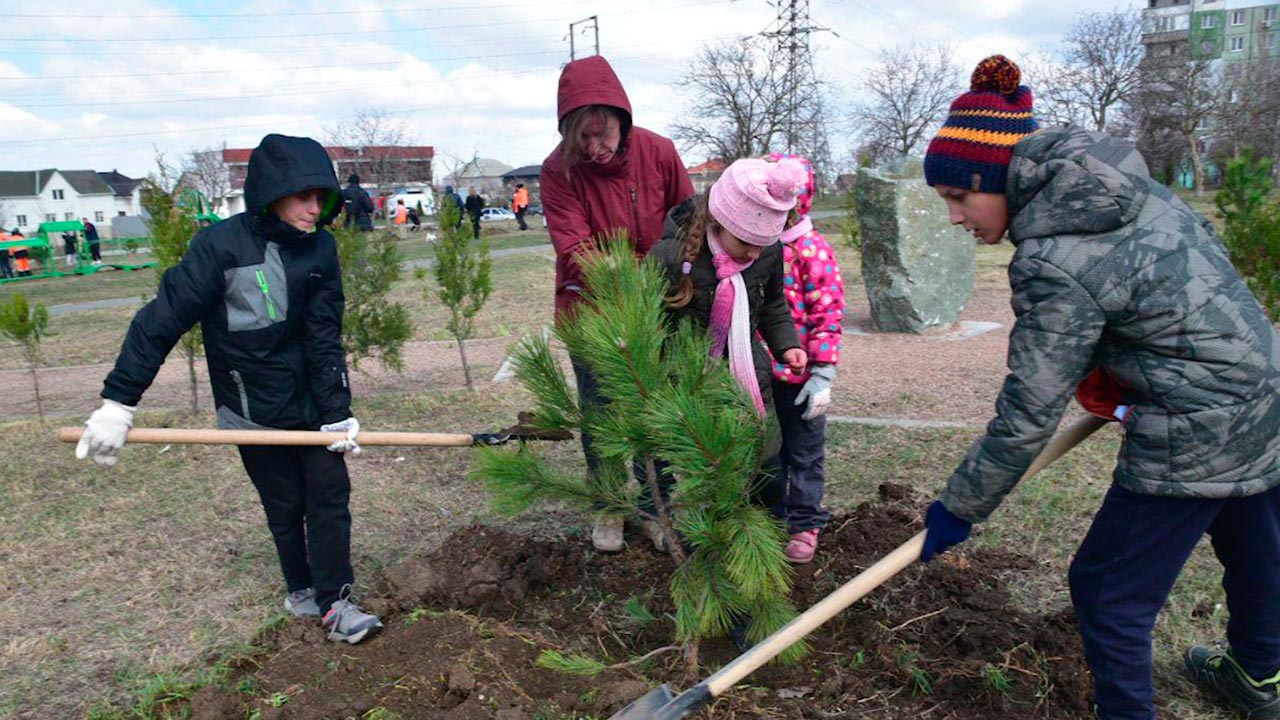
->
xmin=607 ymin=684 xmax=674 ymax=720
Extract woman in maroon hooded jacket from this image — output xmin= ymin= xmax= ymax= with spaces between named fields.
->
xmin=541 ymin=55 xmax=695 ymax=553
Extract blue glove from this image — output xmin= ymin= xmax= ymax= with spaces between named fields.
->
xmin=921 ymin=501 xmax=971 ymax=562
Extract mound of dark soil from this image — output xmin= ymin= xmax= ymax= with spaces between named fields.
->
xmin=188 ymin=485 xmax=1092 ymax=719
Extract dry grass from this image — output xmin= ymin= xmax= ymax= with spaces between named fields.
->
xmin=0 ymin=385 xmax=589 ymax=719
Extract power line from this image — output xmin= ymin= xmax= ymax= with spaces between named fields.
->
xmin=0 ymin=38 xmax=693 ymax=102
xmin=1 ymin=0 xmax=725 ymax=44
xmin=0 ymin=0 xmax=590 ymax=19
xmin=0 ymin=44 xmax=708 ymax=143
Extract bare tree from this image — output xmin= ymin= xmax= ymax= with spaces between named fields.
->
xmin=1212 ymin=58 xmax=1280 ymax=167
xmin=671 ymin=37 xmax=792 ymax=163
xmin=1131 ymin=49 xmax=1221 ymax=194
xmin=436 ymin=150 xmax=483 ymax=191
xmin=185 ymin=142 xmax=231 ymax=217
xmin=324 ymin=108 xmax=424 ymax=220
xmin=1061 ymin=9 xmax=1145 ymax=132
xmin=850 ymin=43 xmax=959 ymax=168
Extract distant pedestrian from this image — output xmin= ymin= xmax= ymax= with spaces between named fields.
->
xmin=341 ymin=174 xmax=375 ymax=231
xmin=0 ymin=229 xmax=12 ymax=278
xmin=464 ymin=186 xmax=485 ymax=240
xmin=10 ymin=230 xmax=31 ymax=277
xmin=62 ymin=231 xmax=78 ymax=266
xmin=512 ymin=183 xmax=530 ymax=231
xmin=444 ymin=185 xmax=465 ymax=229
xmin=82 ymin=219 xmax=101 ymax=264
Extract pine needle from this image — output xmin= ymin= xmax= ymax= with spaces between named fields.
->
xmin=535 ymin=650 xmax=607 ymax=677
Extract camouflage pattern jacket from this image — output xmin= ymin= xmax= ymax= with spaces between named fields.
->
xmin=941 ymin=125 xmax=1280 ymax=523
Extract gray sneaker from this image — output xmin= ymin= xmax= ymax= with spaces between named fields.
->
xmin=283 ymin=588 xmax=320 ymax=618
xmin=321 ymin=586 xmax=382 ymax=644
xmin=1185 ymin=643 xmax=1280 ymax=720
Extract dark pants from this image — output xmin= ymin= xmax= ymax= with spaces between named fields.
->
xmin=773 ymin=379 xmax=831 ymax=533
xmin=572 ymin=356 xmax=786 ymax=518
xmin=238 ymin=445 xmax=355 ymax=614
xmin=515 ymin=208 xmax=529 ymax=230
xmin=1070 ymin=483 xmax=1280 ymax=720
xmin=0 ymin=253 xmax=11 ymax=278
xmin=89 ymin=242 xmax=101 ymax=261
xmin=572 ymin=356 xmax=676 ymax=514
xmin=470 ymin=215 xmax=481 ymax=240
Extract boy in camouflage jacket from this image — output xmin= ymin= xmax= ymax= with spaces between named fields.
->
xmin=919 ymin=56 xmax=1280 ymax=720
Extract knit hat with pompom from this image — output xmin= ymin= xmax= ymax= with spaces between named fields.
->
xmin=709 ymin=157 xmax=808 ymax=246
xmin=923 ymin=55 xmax=1038 ymax=194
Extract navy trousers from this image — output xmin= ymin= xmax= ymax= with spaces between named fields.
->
xmin=773 ymin=379 xmax=832 ymax=533
xmin=238 ymin=445 xmax=355 ymax=614
xmin=572 ymin=357 xmax=785 ymax=518
xmin=1070 ymin=483 xmax=1280 ymax=720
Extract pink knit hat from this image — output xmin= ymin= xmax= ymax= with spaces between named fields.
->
xmin=708 ymin=157 xmax=807 ymax=246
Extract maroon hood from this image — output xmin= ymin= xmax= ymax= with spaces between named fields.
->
xmin=556 ymin=56 xmax=633 ymax=134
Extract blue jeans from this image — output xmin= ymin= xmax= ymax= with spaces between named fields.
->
xmin=1071 ymin=483 xmax=1280 ymax=720
xmin=773 ymin=379 xmax=831 ymax=533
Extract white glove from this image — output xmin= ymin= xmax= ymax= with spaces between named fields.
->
xmin=75 ymin=399 xmax=136 ymax=466
xmin=321 ymin=417 xmax=361 ymax=455
xmin=795 ymin=364 xmax=836 ymax=421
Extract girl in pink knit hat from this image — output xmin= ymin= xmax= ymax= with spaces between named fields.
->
xmin=648 ymin=156 xmax=810 ymax=516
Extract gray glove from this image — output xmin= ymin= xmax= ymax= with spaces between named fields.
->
xmin=794 ymin=364 xmax=836 ymax=421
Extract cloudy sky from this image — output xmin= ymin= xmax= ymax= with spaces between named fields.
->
xmin=0 ymin=0 xmax=1138 ymax=180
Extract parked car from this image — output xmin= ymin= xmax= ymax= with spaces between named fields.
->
xmin=524 ymin=202 xmax=543 ymax=215
xmin=480 ymin=207 xmax=516 ymax=222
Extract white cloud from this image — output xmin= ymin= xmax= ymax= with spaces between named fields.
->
xmin=0 ymin=0 xmax=1140 ymax=178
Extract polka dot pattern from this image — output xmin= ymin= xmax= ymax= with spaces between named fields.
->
xmin=765 ymin=225 xmax=848 ymax=384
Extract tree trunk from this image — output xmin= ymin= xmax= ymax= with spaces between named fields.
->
xmin=682 ymin=640 xmax=701 ymax=683
xmin=28 ymin=353 xmax=44 ymax=421
xmin=456 ymin=333 xmax=473 ymax=391
xmin=644 ymin=455 xmax=686 ymax=565
xmin=186 ymin=346 xmax=199 ymax=414
xmin=1188 ymin=130 xmax=1206 ymax=196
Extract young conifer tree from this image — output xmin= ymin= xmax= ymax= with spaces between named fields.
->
xmin=471 ymin=239 xmax=804 ymax=673
xmin=142 ymin=179 xmax=203 ymax=413
xmin=430 ymin=196 xmax=492 ymax=390
xmin=0 ymin=293 xmax=50 ymax=420
xmin=333 ymin=224 xmax=414 ymax=371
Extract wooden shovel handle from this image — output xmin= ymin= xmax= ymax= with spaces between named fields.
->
xmin=57 ymin=427 xmax=475 ymax=447
xmin=703 ymin=412 xmax=1109 ymax=697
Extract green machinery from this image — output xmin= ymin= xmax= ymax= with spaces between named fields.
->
xmin=0 ymin=221 xmax=157 ymax=284
xmin=178 ymin=188 xmax=222 ymax=225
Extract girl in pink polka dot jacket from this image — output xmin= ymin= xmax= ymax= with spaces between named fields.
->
xmin=767 ymin=153 xmax=846 ymax=564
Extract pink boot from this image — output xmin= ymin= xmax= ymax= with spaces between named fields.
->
xmin=786 ymin=529 xmax=819 ymax=564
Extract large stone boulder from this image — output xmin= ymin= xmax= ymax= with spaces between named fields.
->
xmin=855 ymin=161 xmax=975 ymax=333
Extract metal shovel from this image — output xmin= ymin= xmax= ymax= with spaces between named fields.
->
xmin=609 ymin=413 xmax=1108 ymax=720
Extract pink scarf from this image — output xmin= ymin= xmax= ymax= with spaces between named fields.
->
xmin=707 ymin=229 xmax=766 ymax=416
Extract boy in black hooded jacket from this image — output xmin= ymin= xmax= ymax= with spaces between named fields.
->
xmin=76 ymin=134 xmax=382 ymax=645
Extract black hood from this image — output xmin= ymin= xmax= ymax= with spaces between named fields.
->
xmin=244 ymin=134 xmax=342 ymax=228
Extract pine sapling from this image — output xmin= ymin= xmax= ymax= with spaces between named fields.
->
xmin=430 ymin=198 xmax=492 ymax=390
xmin=142 ymin=179 xmax=203 ymax=413
xmin=334 ymin=224 xmax=414 ymax=370
xmin=470 ymin=239 xmax=804 ymax=676
xmin=0 ymin=293 xmax=50 ymax=420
